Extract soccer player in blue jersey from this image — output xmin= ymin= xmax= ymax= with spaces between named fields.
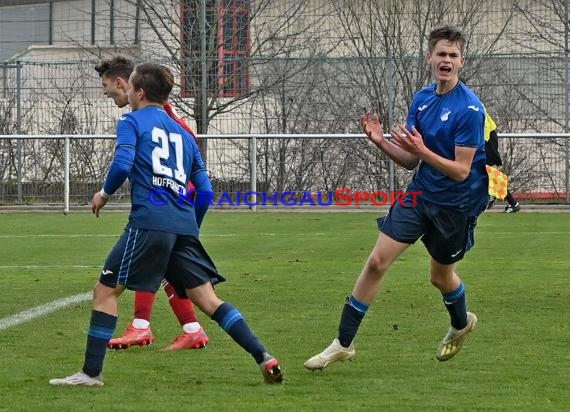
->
xmin=50 ymin=63 xmax=282 ymax=386
xmin=304 ymin=26 xmax=487 ymax=370
xmin=94 ymin=56 xmax=209 ymax=351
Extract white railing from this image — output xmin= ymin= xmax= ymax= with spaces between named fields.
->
xmin=1 ymin=133 xmax=569 ymax=212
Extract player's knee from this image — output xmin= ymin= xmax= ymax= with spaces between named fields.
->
xmin=430 ymin=275 xmax=444 ymax=289
xmin=186 ymin=285 xmax=222 ymax=316
xmin=92 ymin=281 xmax=123 ymax=302
xmin=430 ymin=272 xmax=455 ymax=291
xmin=365 ymin=254 xmax=390 ymax=277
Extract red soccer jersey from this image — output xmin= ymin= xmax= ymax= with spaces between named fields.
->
xmin=162 ymin=102 xmax=199 ymax=194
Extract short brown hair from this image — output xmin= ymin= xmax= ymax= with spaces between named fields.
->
xmin=94 ymin=56 xmax=135 ymax=80
xmin=428 ymin=26 xmax=466 ymax=54
xmin=130 ymin=63 xmax=174 ymax=103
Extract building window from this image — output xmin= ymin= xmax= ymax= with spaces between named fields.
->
xmin=181 ymin=0 xmax=250 ymax=98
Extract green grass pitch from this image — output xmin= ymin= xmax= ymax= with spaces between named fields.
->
xmin=0 ymin=210 xmax=568 ymax=411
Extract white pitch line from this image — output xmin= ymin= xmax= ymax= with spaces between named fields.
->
xmin=0 ymin=234 xmax=117 ymax=238
xmin=0 ymin=234 xmax=237 ymax=238
xmin=0 ymin=265 xmax=99 ymax=269
xmin=0 ymin=292 xmax=91 ymax=332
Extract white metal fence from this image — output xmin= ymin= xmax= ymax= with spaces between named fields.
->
xmin=1 ymin=133 xmax=569 ymax=212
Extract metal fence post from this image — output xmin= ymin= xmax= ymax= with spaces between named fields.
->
xmin=64 ymin=136 xmax=70 ymax=214
xmin=565 ymin=0 xmax=570 ymax=204
xmin=250 ymin=136 xmax=257 ymax=212
xmin=200 ymin=0 xmax=208 ymax=166
xmin=16 ymin=62 xmax=22 ymax=204
xmin=387 ymin=58 xmax=396 ymax=193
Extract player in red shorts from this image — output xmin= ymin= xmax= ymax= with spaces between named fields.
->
xmin=94 ymin=56 xmax=208 ymax=350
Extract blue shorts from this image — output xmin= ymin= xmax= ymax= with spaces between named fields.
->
xmin=378 ymin=200 xmax=478 ymax=264
xmin=100 ymin=226 xmax=225 ymax=294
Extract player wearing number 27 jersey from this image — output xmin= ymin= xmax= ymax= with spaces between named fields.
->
xmin=107 ymin=106 xmax=210 ymax=236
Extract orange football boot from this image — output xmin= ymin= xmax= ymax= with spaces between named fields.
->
xmin=162 ymin=328 xmax=209 ymax=351
xmin=107 ymin=323 xmax=154 ymax=349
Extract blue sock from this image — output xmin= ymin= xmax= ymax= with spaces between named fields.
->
xmin=442 ymin=282 xmax=468 ymax=329
xmin=338 ymin=295 xmax=368 ymax=347
xmin=211 ymin=302 xmax=266 ymax=364
xmin=82 ymin=310 xmax=116 ymax=377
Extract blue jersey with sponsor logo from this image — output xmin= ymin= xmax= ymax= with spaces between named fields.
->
xmin=114 ymin=105 xmax=205 ymax=235
xmin=406 ymin=82 xmax=488 ymax=216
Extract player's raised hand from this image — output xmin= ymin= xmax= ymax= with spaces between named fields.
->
xmin=391 ymin=125 xmax=425 ymax=155
xmin=360 ymin=112 xmax=385 ymax=146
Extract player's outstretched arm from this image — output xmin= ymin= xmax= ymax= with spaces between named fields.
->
xmin=360 ymin=112 xmax=419 ymax=170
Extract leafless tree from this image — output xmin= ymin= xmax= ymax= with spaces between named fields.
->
xmin=129 ymin=0 xmax=328 ymax=132
xmin=0 ymin=96 xmax=18 ymax=186
xmin=2 ymin=0 xmax=567 ymax=203
xmin=500 ymin=0 xmax=569 ymax=195
xmin=248 ymin=0 xmax=518 ymax=192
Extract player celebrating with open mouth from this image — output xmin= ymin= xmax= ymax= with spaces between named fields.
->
xmin=305 ymin=25 xmax=487 ymax=370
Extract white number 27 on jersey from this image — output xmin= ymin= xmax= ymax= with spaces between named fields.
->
xmin=151 ymin=127 xmax=187 ymax=183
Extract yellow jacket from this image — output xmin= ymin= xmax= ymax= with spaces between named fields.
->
xmin=484 ymin=111 xmax=497 ymax=142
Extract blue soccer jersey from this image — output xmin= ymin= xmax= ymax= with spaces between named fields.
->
xmin=406 ymin=82 xmax=488 ymax=215
xmin=104 ymin=105 xmax=207 ymax=236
